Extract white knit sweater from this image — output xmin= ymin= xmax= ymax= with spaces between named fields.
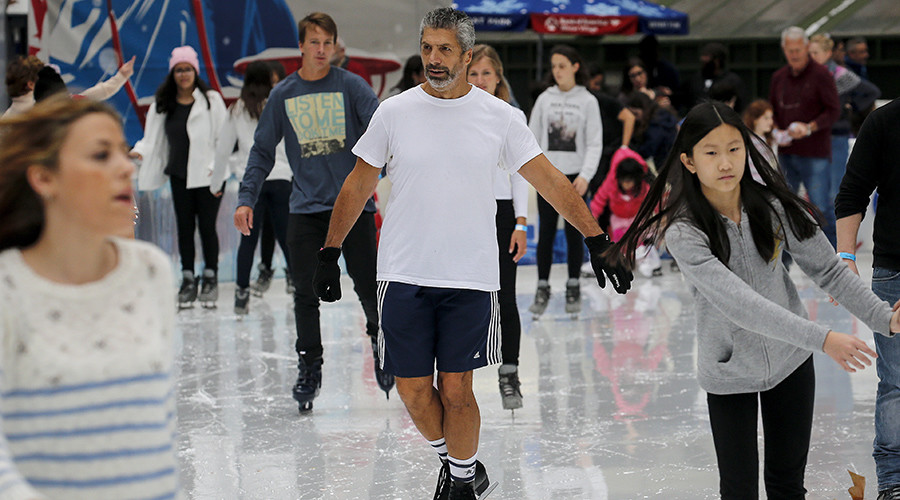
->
xmin=0 ymin=238 xmax=181 ymax=499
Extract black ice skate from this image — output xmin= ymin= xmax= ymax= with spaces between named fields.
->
xmin=251 ymin=263 xmax=274 ymax=297
xmin=370 ymin=336 xmax=394 ymax=399
xmin=565 ymin=283 xmax=581 ymax=318
xmin=433 ymin=461 xmax=450 ymax=500
xmin=234 ymin=287 xmax=250 ymax=316
xmin=498 ymin=369 xmax=523 ymax=410
xmin=292 ymin=357 xmax=323 ymax=413
xmin=198 ymin=269 xmax=217 ymax=308
xmin=177 ymin=271 xmax=197 ymax=310
xmin=448 ymin=461 xmax=496 ymax=499
xmin=528 ymin=284 xmax=550 ymax=320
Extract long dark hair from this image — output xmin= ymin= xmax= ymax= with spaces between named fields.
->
xmin=154 ymin=66 xmax=212 ymax=114
xmin=0 ymin=96 xmax=122 ymax=252
xmin=608 ymin=101 xmax=820 ymax=269
xmin=392 ymin=55 xmax=424 ymax=93
xmin=544 ymin=45 xmax=588 ymax=87
xmin=238 ymin=61 xmax=274 ymax=120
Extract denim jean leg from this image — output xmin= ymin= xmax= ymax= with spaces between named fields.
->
xmin=829 ymin=135 xmax=850 ymax=203
xmin=801 ymin=157 xmax=835 ymax=246
xmin=872 ymin=267 xmax=900 ymax=491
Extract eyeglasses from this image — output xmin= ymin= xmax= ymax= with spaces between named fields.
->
xmin=628 ymin=70 xmax=645 ymax=78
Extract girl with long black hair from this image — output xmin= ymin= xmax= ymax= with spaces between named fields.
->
xmin=610 ymin=101 xmax=900 ymax=498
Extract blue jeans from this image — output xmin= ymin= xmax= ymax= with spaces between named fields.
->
xmin=829 ymin=135 xmax=850 ymax=203
xmin=779 ymin=154 xmax=836 ymax=247
xmin=873 ymin=267 xmax=900 ymax=491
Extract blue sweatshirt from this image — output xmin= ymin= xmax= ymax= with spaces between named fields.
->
xmin=238 ymin=67 xmax=378 ymax=213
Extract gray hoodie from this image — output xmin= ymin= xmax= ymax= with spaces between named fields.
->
xmin=665 ymin=200 xmax=894 ymax=395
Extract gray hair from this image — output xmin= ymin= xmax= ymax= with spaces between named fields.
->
xmin=781 ymin=26 xmax=808 ymax=46
xmin=420 ymin=7 xmax=476 ymax=53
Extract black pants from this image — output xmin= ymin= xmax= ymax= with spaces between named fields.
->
xmin=170 ymin=176 xmax=221 ymax=272
xmin=536 ymin=173 xmax=583 ymax=281
xmin=496 ymin=200 xmax=521 ymax=366
xmin=707 ymin=356 xmax=815 ymax=500
xmin=286 ymin=211 xmax=378 ymax=360
xmin=236 ymin=180 xmax=291 ymax=288
xmin=259 ymin=213 xmax=276 ymax=269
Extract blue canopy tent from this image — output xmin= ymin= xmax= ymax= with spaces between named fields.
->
xmin=452 ymin=0 xmax=689 ymax=36
xmin=452 ymin=0 xmax=689 ymax=77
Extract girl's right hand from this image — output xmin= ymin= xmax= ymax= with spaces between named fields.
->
xmin=891 ymin=299 xmax=900 ymax=334
xmin=823 ymin=330 xmax=877 ymax=373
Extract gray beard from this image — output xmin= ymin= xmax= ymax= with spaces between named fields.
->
xmin=426 ymin=70 xmax=460 ymax=91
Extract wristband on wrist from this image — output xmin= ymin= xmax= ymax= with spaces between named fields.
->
xmin=515 ymin=224 xmax=527 ymax=232
xmin=838 ymin=252 xmax=856 ymax=262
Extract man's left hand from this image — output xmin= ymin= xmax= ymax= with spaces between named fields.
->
xmin=585 ymin=233 xmax=632 ymax=294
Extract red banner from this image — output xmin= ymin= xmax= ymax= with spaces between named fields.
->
xmin=530 ymin=13 xmax=638 ymax=36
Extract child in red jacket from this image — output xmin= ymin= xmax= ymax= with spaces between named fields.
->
xmin=590 ymin=148 xmax=660 ymax=276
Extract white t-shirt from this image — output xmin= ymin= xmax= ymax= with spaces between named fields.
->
xmin=353 ymin=85 xmax=543 ymax=291
xmin=494 ymin=108 xmax=530 ymax=219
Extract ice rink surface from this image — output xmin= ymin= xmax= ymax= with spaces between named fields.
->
xmin=175 ymin=257 xmax=882 ymax=499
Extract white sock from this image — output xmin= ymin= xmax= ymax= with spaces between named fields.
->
xmin=448 ymin=452 xmax=477 ymax=483
xmin=428 ymin=437 xmax=448 ymax=463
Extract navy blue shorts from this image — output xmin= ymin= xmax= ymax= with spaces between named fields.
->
xmin=376 ymin=281 xmax=501 ymax=377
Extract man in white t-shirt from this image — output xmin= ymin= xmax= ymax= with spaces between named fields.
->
xmin=312 ymin=8 xmax=633 ymax=499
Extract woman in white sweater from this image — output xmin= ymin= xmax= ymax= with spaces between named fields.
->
xmin=131 ymin=46 xmax=227 ymax=308
xmin=528 ymin=44 xmax=603 ymax=318
xmin=211 ymin=61 xmax=292 ymax=315
xmin=0 ymin=96 xmax=180 ymax=499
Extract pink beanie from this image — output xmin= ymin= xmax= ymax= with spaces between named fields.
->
xmin=169 ymin=46 xmax=200 ymax=74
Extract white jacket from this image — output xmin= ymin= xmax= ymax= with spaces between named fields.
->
xmin=134 ymin=88 xmax=227 ymax=190
xmin=209 ymin=100 xmax=291 ymax=194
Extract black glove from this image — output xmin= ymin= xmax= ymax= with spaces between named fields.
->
xmin=585 ymin=233 xmax=633 ymax=294
xmin=313 ymin=247 xmax=343 ymax=302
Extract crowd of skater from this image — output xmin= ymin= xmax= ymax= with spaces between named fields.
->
xmin=2 ymin=5 xmax=900 ymax=499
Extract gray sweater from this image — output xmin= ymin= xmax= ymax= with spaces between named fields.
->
xmin=665 ymin=201 xmax=894 ymax=395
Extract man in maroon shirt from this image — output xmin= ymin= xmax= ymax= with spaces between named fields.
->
xmin=769 ymin=26 xmax=841 ymax=245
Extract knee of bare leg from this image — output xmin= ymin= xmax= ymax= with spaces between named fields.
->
xmin=396 ymin=376 xmax=433 ymax=408
xmin=436 ymin=372 xmax=473 ymax=406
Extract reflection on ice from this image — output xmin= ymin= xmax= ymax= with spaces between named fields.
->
xmin=175 ymin=263 xmax=880 ymax=499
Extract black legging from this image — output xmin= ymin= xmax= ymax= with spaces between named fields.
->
xmin=236 ymin=180 xmax=291 ymax=288
xmin=286 ymin=211 xmax=378 ymax=361
xmin=259 ymin=214 xmax=276 ymax=269
xmin=536 ymin=173 xmax=583 ymax=281
xmin=170 ymin=176 xmax=221 ymax=272
xmin=496 ymin=200 xmax=521 ymax=366
xmin=706 ymin=356 xmax=815 ymax=500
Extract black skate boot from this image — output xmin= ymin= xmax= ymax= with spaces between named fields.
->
xmin=177 ymin=271 xmax=197 ymax=310
xmin=449 ymin=462 xmax=495 ymax=499
xmin=433 ymin=461 xmax=450 ymax=500
xmin=251 ymin=263 xmax=274 ymax=297
xmin=234 ymin=287 xmax=250 ymax=316
xmin=285 ymin=268 xmax=295 ymax=295
xmin=198 ymin=269 xmax=218 ymax=308
xmin=292 ymin=356 xmax=323 ymax=413
xmin=565 ymin=281 xmax=581 ymax=318
xmin=528 ymin=284 xmax=550 ymax=319
xmin=370 ymin=336 xmax=394 ymax=399
xmin=498 ymin=367 xmax=523 ymax=410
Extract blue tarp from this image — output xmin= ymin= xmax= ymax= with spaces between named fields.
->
xmin=452 ymin=0 xmax=689 ymax=35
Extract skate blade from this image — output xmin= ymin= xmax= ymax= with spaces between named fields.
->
xmin=298 ymin=401 xmax=313 ymax=413
xmin=477 ymin=481 xmax=498 ymax=499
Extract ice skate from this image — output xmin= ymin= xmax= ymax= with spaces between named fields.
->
xmin=251 ymin=263 xmax=273 ymax=297
xmin=234 ymin=287 xmax=250 ymax=316
xmin=528 ymin=284 xmax=550 ymax=320
xmin=498 ymin=367 xmax=523 ymax=410
xmin=565 ymin=282 xmax=581 ymax=319
xmin=292 ymin=357 xmax=322 ymax=413
xmin=285 ymin=268 xmax=295 ymax=295
xmin=177 ymin=271 xmax=197 ymax=310
xmin=198 ymin=269 xmax=217 ymax=309
xmin=370 ymin=335 xmax=394 ymax=399
xmin=432 ymin=461 xmax=450 ymax=500
xmin=448 ymin=461 xmax=496 ymax=499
